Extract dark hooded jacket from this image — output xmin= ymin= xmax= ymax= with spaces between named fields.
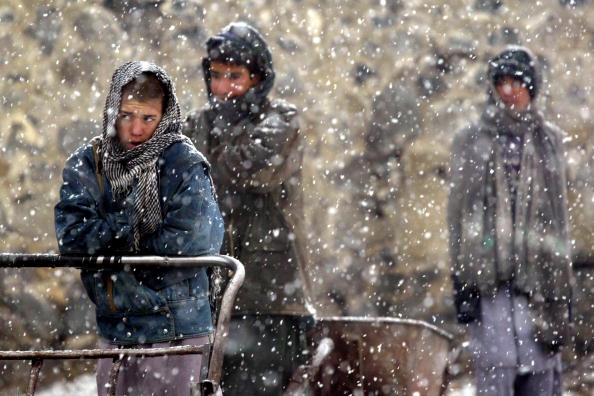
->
xmin=55 ymin=61 xmax=224 ymax=345
xmin=448 ymin=47 xmax=573 ymax=350
xmin=184 ymin=23 xmax=312 ymax=316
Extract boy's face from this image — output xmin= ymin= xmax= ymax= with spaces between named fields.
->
xmin=495 ymin=76 xmax=532 ymax=111
xmin=209 ymin=61 xmax=260 ymax=102
xmin=116 ymin=96 xmax=164 ymax=151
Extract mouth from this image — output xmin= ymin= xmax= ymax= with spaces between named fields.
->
xmin=214 ymin=94 xmax=236 ymax=102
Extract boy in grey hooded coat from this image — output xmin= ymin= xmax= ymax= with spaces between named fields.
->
xmin=184 ymin=22 xmax=314 ymax=395
xmin=448 ymin=46 xmax=573 ymax=395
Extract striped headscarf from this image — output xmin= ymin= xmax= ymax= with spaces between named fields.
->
xmin=95 ymin=61 xmax=190 ymax=250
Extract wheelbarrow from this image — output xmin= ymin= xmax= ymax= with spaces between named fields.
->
xmin=286 ymin=316 xmax=454 ymax=396
xmin=0 ymin=254 xmax=245 ymax=396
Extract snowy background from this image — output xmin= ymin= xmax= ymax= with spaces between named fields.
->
xmin=0 ymin=0 xmax=592 ymax=394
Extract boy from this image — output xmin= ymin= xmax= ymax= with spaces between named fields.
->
xmin=55 ymin=61 xmax=224 ymax=395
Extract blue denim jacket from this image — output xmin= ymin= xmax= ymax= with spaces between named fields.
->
xmin=55 ymin=140 xmax=224 ymax=345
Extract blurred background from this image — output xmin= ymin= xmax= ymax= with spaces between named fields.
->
xmin=0 ymin=0 xmax=592 ymax=393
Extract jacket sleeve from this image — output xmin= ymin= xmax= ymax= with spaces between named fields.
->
xmin=211 ymin=103 xmax=301 ymax=193
xmin=448 ymin=128 xmax=481 ymax=324
xmin=141 ymin=162 xmax=224 ymax=256
xmin=447 ymin=130 xmax=468 ymax=284
xmin=545 ymin=122 xmax=574 ymax=323
xmin=54 ymin=148 xmax=132 ymax=255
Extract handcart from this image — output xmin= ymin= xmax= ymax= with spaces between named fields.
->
xmin=0 ymin=254 xmax=244 ymax=396
xmin=286 ymin=316 xmax=454 ymax=396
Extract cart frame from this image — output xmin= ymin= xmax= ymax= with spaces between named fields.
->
xmin=0 ymin=253 xmax=245 ymax=396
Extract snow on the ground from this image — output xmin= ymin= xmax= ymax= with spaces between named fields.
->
xmin=34 ymin=374 xmax=582 ymax=395
xmin=446 ymin=382 xmax=476 ymax=396
xmin=37 ymin=374 xmax=473 ymax=396
xmin=36 ymin=374 xmax=96 ymax=396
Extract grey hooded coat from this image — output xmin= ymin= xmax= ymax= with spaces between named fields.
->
xmin=448 ymin=47 xmax=573 ymax=351
xmin=184 ymin=23 xmax=312 ymax=316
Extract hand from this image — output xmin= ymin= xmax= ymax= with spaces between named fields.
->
xmin=105 ymin=211 xmax=132 ymax=242
xmin=454 ymin=284 xmax=481 ymax=324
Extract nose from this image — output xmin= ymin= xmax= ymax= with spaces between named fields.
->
xmin=130 ymin=118 xmax=143 ymax=136
xmin=212 ymin=78 xmax=232 ymax=98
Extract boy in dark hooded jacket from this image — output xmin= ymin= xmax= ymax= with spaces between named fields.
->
xmin=55 ymin=61 xmax=224 ymax=395
xmin=448 ymin=46 xmax=573 ymax=395
xmin=184 ymin=22 xmax=314 ymax=395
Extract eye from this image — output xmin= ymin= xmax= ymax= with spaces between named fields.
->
xmin=144 ymin=116 xmax=157 ymax=122
xmin=229 ymin=73 xmax=243 ymax=80
xmin=118 ymin=113 xmax=131 ymax=120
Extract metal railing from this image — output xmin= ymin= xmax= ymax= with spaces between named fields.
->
xmin=0 ymin=254 xmax=245 ymax=396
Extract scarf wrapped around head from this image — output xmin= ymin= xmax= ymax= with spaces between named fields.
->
xmin=94 ymin=61 xmax=191 ymax=250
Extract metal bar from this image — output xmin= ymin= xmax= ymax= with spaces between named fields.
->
xmin=284 ymin=337 xmax=334 ymax=396
xmin=199 ymin=344 xmax=211 ymax=383
xmin=108 ymin=358 xmax=123 ymax=396
xmin=0 ymin=345 xmax=208 ymax=360
xmin=26 ymin=358 xmax=43 ymax=396
xmin=0 ymin=254 xmax=241 ymax=271
xmin=207 ymin=255 xmax=245 ymax=385
xmin=316 ymin=316 xmax=454 ymax=341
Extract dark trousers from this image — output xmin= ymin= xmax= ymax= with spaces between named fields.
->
xmin=221 ymin=314 xmax=314 ymax=396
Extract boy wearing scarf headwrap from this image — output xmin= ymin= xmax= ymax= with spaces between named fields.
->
xmin=55 ymin=61 xmax=224 ymax=395
xmin=448 ymin=46 xmax=574 ymax=395
xmin=184 ymin=22 xmax=314 ymax=395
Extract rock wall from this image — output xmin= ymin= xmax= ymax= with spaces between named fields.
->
xmin=0 ymin=0 xmax=592 ymax=392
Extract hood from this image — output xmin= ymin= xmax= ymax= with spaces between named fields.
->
xmin=487 ymin=45 xmax=541 ymax=101
xmin=201 ymin=22 xmax=275 ymax=118
xmin=482 ymin=46 xmax=544 ymax=126
xmin=102 ymin=61 xmax=182 ymax=147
